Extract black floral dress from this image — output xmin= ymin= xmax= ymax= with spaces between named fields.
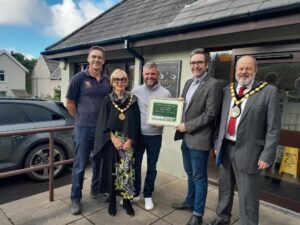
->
xmin=113 ymin=131 xmax=135 ymax=199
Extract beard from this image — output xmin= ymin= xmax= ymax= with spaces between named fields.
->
xmin=235 ymin=74 xmax=255 ymax=86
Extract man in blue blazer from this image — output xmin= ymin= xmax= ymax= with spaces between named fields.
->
xmin=172 ymin=49 xmax=222 ymax=225
xmin=207 ymin=56 xmax=281 ymax=225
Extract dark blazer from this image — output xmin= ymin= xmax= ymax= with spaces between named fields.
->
xmin=175 ymin=75 xmax=222 ymax=151
xmin=215 ymin=81 xmax=281 ymax=174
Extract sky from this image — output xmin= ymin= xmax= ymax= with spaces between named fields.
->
xmin=0 ymin=0 xmax=121 ymax=59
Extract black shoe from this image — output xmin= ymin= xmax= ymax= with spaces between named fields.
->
xmin=187 ymin=215 xmax=202 ymax=225
xmin=206 ymin=219 xmax=230 ymax=225
xmin=171 ymin=202 xmax=194 ymax=210
xmin=123 ymin=199 xmax=135 ymax=216
xmin=108 ymin=194 xmax=116 ymax=216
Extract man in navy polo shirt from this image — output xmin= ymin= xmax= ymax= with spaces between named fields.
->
xmin=66 ymin=46 xmax=111 ymax=215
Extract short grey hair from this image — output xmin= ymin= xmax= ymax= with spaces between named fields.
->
xmin=143 ymin=62 xmax=159 ymax=70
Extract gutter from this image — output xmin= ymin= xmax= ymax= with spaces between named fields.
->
xmin=124 ymin=39 xmax=144 ymax=81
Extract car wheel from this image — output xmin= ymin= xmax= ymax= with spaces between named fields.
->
xmin=24 ymin=144 xmax=66 ymax=181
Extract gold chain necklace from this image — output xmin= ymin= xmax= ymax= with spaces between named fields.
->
xmin=111 ymin=94 xmax=133 ymax=120
xmin=229 ymin=82 xmax=268 ymax=118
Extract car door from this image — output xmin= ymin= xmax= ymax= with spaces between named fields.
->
xmin=0 ymin=102 xmax=33 ymax=170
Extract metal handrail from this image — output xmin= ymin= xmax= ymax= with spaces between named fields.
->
xmin=0 ymin=125 xmax=75 ymax=201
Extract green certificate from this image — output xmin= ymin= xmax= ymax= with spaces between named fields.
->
xmin=147 ymin=97 xmax=184 ymax=126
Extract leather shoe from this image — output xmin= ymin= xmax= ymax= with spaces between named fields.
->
xmin=171 ymin=202 xmax=193 ymax=210
xmin=187 ymin=214 xmax=202 ymax=225
xmin=206 ymin=219 xmax=230 ymax=225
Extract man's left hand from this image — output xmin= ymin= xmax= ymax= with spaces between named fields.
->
xmin=258 ymin=160 xmax=270 ymax=170
xmin=176 ymin=123 xmax=186 ymax=132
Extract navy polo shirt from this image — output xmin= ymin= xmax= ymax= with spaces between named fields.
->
xmin=66 ymin=69 xmax=111 ymax=127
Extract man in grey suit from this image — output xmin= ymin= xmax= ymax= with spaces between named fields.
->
xmin=171 ymin=49 xmax=222 ymax=225
xmin=207 ymin=56 xmax=281 ymax=225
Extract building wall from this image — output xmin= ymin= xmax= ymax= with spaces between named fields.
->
xmin=32 ymin=56 xmax=61 ymax=98
xmin=61 ymin=61 xmax=74 ymax=105
xmin=0 ymin=54 xmax=26 ymax=97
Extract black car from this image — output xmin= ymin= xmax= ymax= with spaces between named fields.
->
xmin=0 ymin=98 xmax=74 ymax=181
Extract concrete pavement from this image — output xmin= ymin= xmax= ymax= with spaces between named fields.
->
xmin=0 ymin=168 xmax=299 ymax=225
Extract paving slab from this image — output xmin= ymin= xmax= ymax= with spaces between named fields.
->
xmin=134 ymin=193 xmax=177 ymax=218
xmin=67 ymin=217 xmax=94 ymax=225
xmin=0 ymin=209 xmax=13 ymax=225
xmin=259 ymin=204 xmax=299 ymax=225
xmin=151 ymin=218 xmax=172 ymax=225
xmin=6 ymin=200 xmax=80 ymax=225
xmin=86 ymin=205 xmax=159 ymax=225
xmin=205 ymin=187 xmax=239 ymax=220
xmin=60 ymin=189 xmax=108 ymax=217
xmin=162 ymin=209 xmax=194 ymax=225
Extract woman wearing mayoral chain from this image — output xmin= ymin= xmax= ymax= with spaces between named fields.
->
xmin=93 ymin=69 xmax=140 ymax=217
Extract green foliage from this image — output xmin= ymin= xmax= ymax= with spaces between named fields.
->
xmin=12 ymin=52 xmax=37 ymax=94
xmin=52 ymin=86 xmax=61 ymax=101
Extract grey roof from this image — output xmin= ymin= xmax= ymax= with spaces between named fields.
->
xmin=42 ymin=55 xmax=61 ymax=79
xmin=45 ymin=0 xmax=300 ymax=53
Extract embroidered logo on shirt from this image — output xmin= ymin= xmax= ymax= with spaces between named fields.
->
xmin=84 ymin=80 xmax=92 ymax=88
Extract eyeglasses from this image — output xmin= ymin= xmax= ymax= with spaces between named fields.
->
xmin=190 ymin=61 xmax=205 ymax=66
xmin=112 ymin=77 xmax=127 ymax=83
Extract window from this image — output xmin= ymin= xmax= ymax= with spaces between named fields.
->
xmin=0 ymin=103 xmax=30 ymax=125
xmin=0 ymin=70 xmax=5 ymax=81
xmin=209 ymin=51 xmax=232 ymax=87
xmin=0 ymin=91 xmax=6 ymax=97
xmin=19 ymin=104 xmax=64 ymax=122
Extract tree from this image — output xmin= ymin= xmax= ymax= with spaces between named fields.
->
xmin=12 ymin=52 xmax=37 ymax=94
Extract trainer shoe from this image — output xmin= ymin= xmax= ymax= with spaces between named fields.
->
xmin=119 ymin=195 xmax=140 ymax=205
xmin=144 ymin=197 xmax=154 ymax=210
xmin=70 ymin=201 xmax=81 ymax=215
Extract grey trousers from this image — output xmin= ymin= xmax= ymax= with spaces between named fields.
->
xmin=216 ymin=142 xmax=260 ymax=225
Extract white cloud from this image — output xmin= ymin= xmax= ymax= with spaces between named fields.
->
xmin=0 ymin=0 xmax=119 ymax=37
xmin=24 ymin=54 xmax=36 ymax=60
xmin=0 ymin=0 xmax=51 ymax=26
xmin=45 ymin=0 xmax=117 ymax=37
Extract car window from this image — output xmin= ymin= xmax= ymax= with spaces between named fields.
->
xmin=0 ymin=103 xmax=31 ymax=125
xmin=19 ymin=104 xmax=64 ymax=122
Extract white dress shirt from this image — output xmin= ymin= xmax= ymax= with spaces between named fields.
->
xmin=225 ymin=80 xmax=254 ymax=141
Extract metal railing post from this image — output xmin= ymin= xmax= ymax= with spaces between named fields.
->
xmin=49 ymin=131 xmax=54 ymax=202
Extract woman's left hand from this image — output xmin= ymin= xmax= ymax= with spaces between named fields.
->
xmin=123 ymin=139 xmax=132 ymax=151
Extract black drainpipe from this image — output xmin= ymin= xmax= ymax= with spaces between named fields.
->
xmin=124 ymin=39 xmax=144 ymax=84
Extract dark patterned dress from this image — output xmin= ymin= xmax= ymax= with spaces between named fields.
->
xmin=113 ymin=131 xmax=135 ymax=199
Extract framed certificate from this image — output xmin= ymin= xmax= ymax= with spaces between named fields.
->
xmin=147 ymin=97 xmax=184 ymax=126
